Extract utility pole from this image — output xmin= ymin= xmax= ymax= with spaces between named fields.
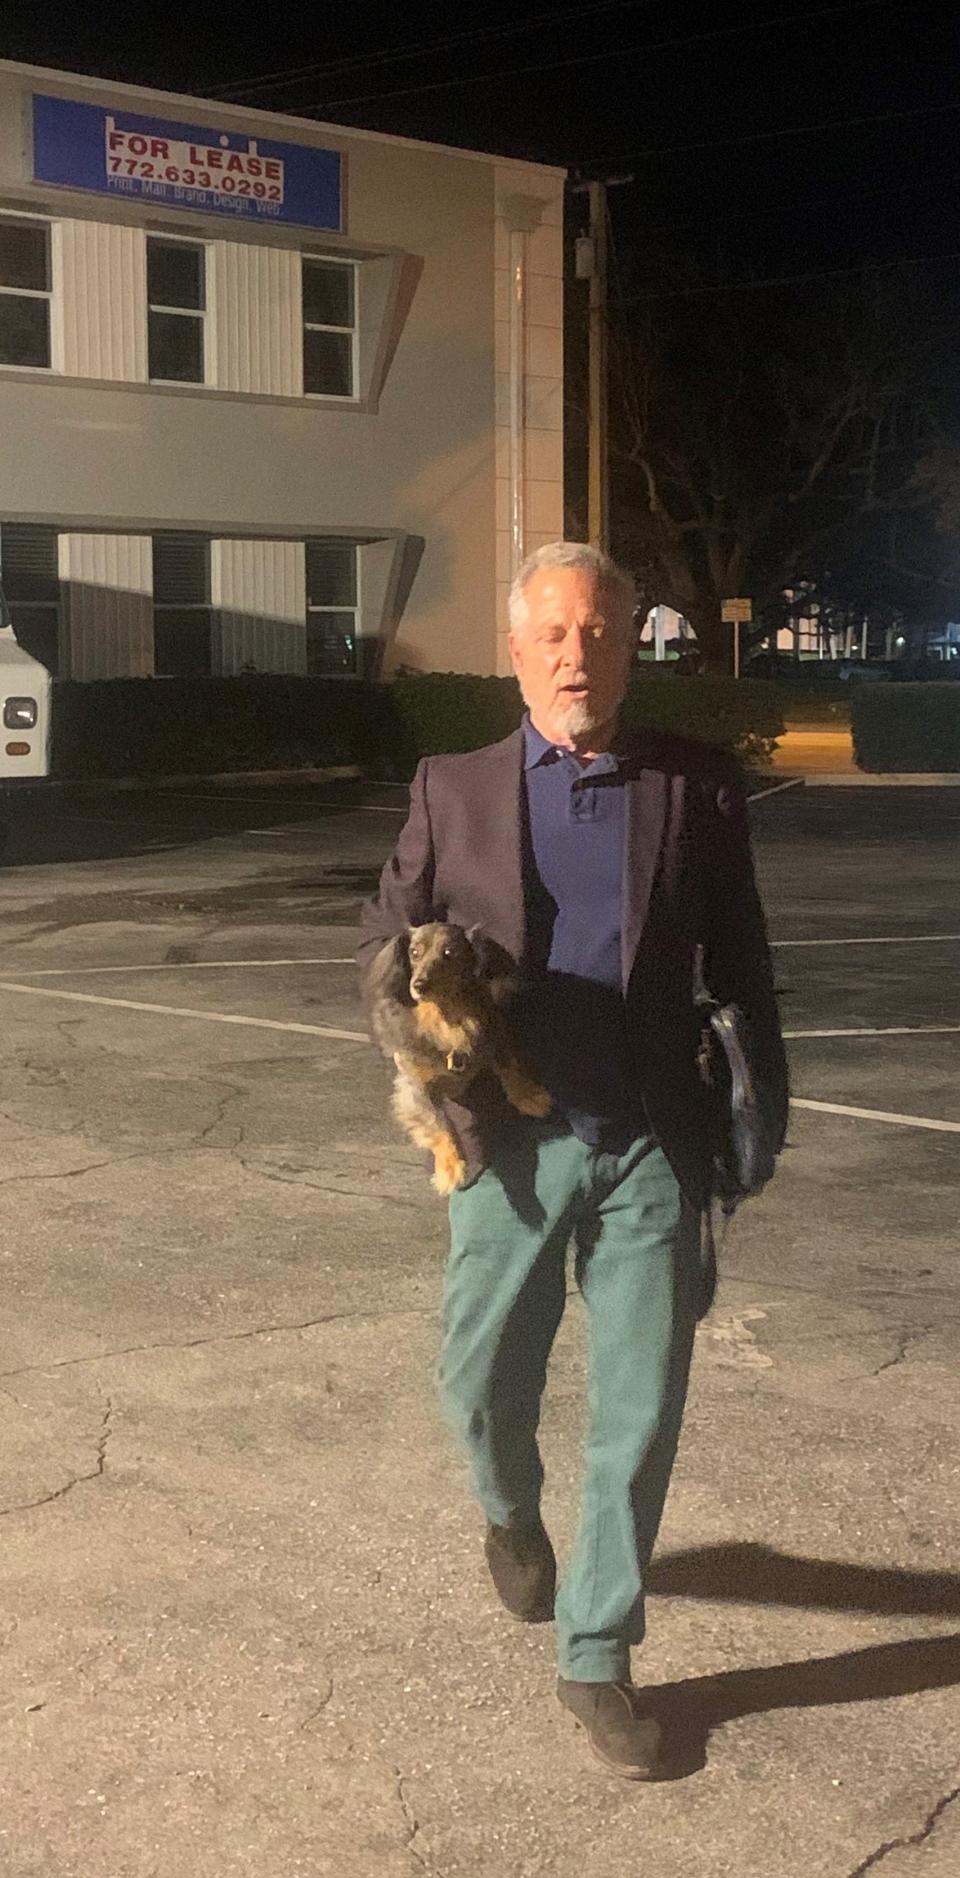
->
xmin=586 ymin=180 xmax=609 ymax=550
xmin=572 ymin=174 xmax=632 ymax=554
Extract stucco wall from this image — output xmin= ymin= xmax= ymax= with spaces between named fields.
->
xmin=0 ymin=63 xmax=564 ymax=677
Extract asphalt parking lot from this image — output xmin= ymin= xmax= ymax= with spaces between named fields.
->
xmin=0 ymin=776 xmax=958 ymax=1878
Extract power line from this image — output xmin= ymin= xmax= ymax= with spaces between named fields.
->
xmin=209 ymin=0 xmax=655 ymax=102
xmin=578 ymin=95 xmax=960 ymax=173
xmin=622 ymin=165 xmax=960 ymax=238
xmin=303 ymin=0 xmax=888 ymax=113
xmin=616 ymin=247 xmax=960 ymax=303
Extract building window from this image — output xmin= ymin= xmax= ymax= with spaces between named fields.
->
xmin=0 ymin=523 xmax=60 ymax=671
xmin=153 ymin=535 xmax=211 ymax=675
xmin=0 ymin=218 xmax=52 ymax=370
xmin=147 ymin=238 xmax=206 ymax=384
xmin=306 ymin=539 xmax=359 ymax=674
xmin=302 ymin=257 xmax=356 ymax=398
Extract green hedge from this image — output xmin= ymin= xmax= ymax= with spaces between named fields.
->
xmin=852 ymin=685 xmax=960 ymax=772
xmin=620 ymin=673 xmax=784 ymax=768
xmin=382 ymin=672 xmax=784 ymax=776
xmin=50 ymin=676 xmax=393 ymax=780
xmin=382 ymin=674 xmax=523 ymax=774
xmin=50 ymin=671 xmax=785 ymax=781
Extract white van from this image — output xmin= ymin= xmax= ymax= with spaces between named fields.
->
xmin=0 ymin=580 xmax=51 ymax=787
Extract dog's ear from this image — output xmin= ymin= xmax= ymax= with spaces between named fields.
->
xmin=367 ymin=929 xmax=414 ymax=1007
xmin=465 ymin=925 xmax=521 ymax=1006
xmin=464 ymin=923 xmax=488 ymax=976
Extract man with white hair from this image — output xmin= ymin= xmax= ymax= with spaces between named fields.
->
xmin=358 ymin=542 xmax=786 ymax=1779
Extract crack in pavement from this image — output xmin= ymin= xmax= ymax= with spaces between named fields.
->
xmin=0 ymin=1397 xmax=112 ymax=1520
xmin=846 ymin=1782 xmax=960 ymax=1876
xmin=231 ymin=1150 xmax=426 ymax=1211
xmin=870 ymin=1330 xmax=917 ymax=1379
xmin=393 ymin=1767 xmax=432 ymax=1874
xmin=0 ymin=1105 xmax=89 ymax=1143
xmin=840 ymin=1329 xmax=931 ymax=1384
xmin=723 ymin=1269 xmax=960 ymax=1306
xmin=0 ymin=1123 xmax=425 ymax=1211
xmin=0 ymin=1153 xmax=153 ymax=1190
xmin=298 ymin=1674 xmax=334 ymax=1731
xmin=197 ymin=1080 xmax=247 ymax=1149
xmin=0 ymin=1305 xmax=434 ymax=1384
xmin=0 ymin=1139 xmax=241 ymax=1191
xmin=0 ymin=1073 xmax=249 ymax=1167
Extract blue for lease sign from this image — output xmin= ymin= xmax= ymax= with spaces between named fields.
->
xmin=33 ymin=95 xmax=342 ymax=233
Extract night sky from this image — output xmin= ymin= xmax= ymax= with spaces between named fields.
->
xmin=4 ymin=2 xmax=960 ymax=291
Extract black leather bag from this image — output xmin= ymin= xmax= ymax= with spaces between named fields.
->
xmin=697 ymin=997 xmax=781 ymax=1212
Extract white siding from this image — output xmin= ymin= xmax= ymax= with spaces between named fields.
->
xmin=56 ymin=221 xmax=147 ymax=382
xmin=210 ymin=243 xmax=301 ymax=396
xmin=59 ymin=534 xmax=153 ymax=677
xmin=212 ymin=538 xmax=306 ymax=673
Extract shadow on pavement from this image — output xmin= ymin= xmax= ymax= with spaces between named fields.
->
xmin=643 ymin=1543 xmax=960 ymax=1778
xmin=0 ymin=780 xmax=379 ymax=868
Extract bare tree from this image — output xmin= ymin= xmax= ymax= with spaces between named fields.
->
xmin=600 ymin=265 xmax=958 ymax=669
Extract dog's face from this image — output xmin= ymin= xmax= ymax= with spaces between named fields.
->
xmin=407 ymin=923 xmax=478 ymax=1002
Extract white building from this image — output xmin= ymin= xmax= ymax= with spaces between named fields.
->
xmin=0 ymin=62 xmax=565 ymax=683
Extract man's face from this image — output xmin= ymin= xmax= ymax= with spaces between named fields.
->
xmin=509 ymin=566 xmax=633 ymax=748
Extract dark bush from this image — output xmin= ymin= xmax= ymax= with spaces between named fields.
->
xmin=620 ymin=672 xmax=784 ymax=768
xmin=378 ymin=671 xmax=783 ymax=777
xmin=851 ymin=684 xmax=960 ymax=772
xmin=50 ymin=676 xmax=392 ymax=780
xmin=380 ymin=674 xmax=523 ymax=777
xmin=50 ymin=670 xmax=785 ymax=781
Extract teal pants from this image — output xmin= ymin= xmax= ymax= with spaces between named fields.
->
xmin=439 ymin=1121 xmax=703 ymax=1683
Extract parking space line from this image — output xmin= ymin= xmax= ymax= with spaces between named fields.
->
xmin=784 ymin=1024 xmax=960 ymax=1038
xmin=251 ymin=783 xmax=810 ymax=822
xmin=142 ymin=790 xmax=406 ymax=816
xmin=6 ymin=976 xmax=957 ymax=1135
xmin=43 ymin=811 xmax=215 ymax=832
xmin=773 ymin=934 xmax=960 ymax=947
xmin=0 ymin=980 xmax=368 ymax=1043
xmin=158 ymin=791 xmax=330 ymax=807
xmin=4 ymin=975 xmax=958 ymax=1136
xmin=252 ymin=809 xmax=407 ymax=828
xmin=10 ymin=959 xmax=355 ymax=978
xmin=746 ymin=778 xmax=804 ymax=803
xmin=791 ymin=1097 xmax=960 ymax=1134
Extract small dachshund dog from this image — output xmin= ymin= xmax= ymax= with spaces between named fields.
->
xmin=367 ymin=921 xmax=552 ymax=1193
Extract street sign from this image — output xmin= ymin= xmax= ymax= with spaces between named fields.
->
xmin=721 ymin=597 xmax=752 ymax=623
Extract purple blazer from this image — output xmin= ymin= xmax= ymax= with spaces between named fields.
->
xmin=357 ymin=725 xmax=788 ymax=1205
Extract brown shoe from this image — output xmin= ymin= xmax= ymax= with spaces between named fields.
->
xmin=483 ymin=1518 xmax=556 ymax=1623
xmin=557 ymin=1678 xmax=664 ymax=1780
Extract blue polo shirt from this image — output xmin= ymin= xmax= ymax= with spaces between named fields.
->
xmin=516 ymin=717 xmax=645 ymax=1147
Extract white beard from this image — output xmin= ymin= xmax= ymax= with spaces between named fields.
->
xmin=516 ymin=671 xmax=623 ymax=743
xmin=553 ymin=695 xmax=602 ymax=737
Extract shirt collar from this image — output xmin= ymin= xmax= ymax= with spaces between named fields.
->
xmin=522 ymin=713 xmax=621 ymax=775
xmin=523 ymin=716 xmax=557 ymax=769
